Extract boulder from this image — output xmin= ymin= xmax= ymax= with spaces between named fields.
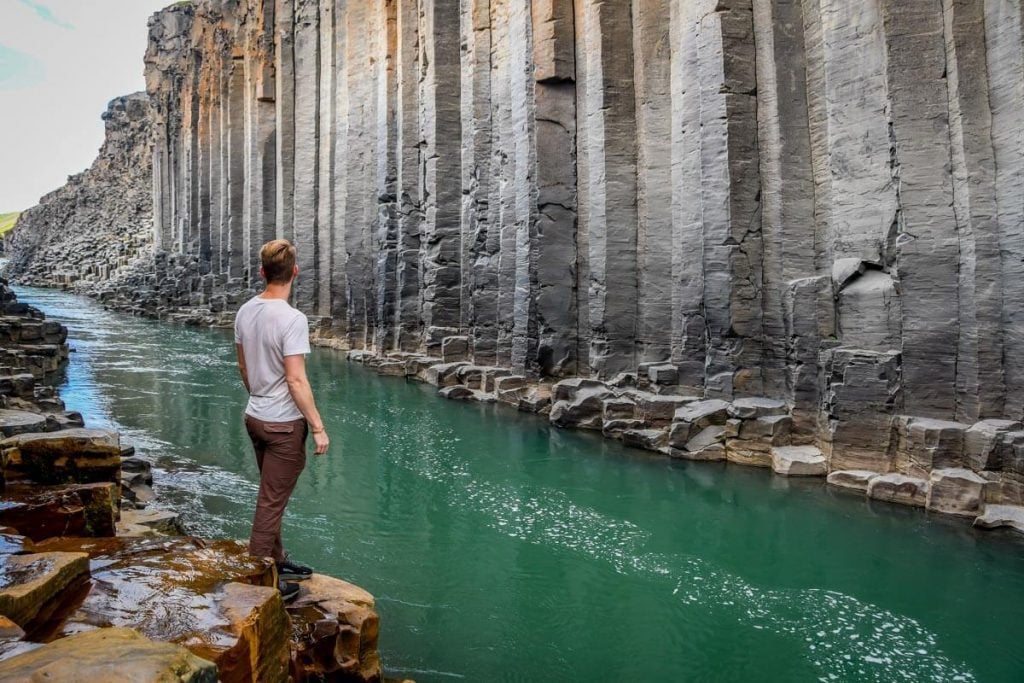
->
xmin=1 ymin=428 xmax=120 ymax=485
xmin=419 ymin=362 xmax=467 ymax=387
xmin=438 ymin=385 xmax=473 ymax=401
xmin=0 ymin=551 xmax=90 ymax=628
xmin=738 ymin=415 xmax=792 ymax=441
xmin=683 ymin=426 xmax=729 ymax=453
xmin=621 ymin=429 xmax=668 ymax=452
xmin=963 ymin=420 xmax=1021 ymax=471
xmin=440 ymin=336 xmax=469 ymax=362
xmin=374 ymin=361 xmax=407 ymax=377
xmin=668 ymin=443 xmax=725 ymax=461
xmin=602 ymin=419 xmax=646 ymax=439
xmin=0 ymin=410 xmax=48 ymax=438
xmin=0 ymin=627 xmax=218 ymax=682
xmin=770 ymin=446 xmax=827 ymax=476
xmin=894 ymin=417 xmax=969 ymax=477
xmin=624 ymin=391 xmax=696 ymax=427
xmin=826 ymin=470 xmax=879 ymax=493
xmin=725 ymin=439 xmax=773 ymax=468
xmin=287 ymin=573 xmax=382 ymax=682
xmin=0 ymin=482 xmax=118 ymax=541
xmin=867 ymin=473 xmax=929 ymax=507
xmin=549 ymin=384 xmax=611 ymax=430
xmin=551 ymin=378 xmax=609 ymax=402
xmin=926 ymin=468 xmax=991 ymax=517
xmin=973 ymin=505 xmax=1024 ymax=535
xmin=727 ymin=397 xmax=788 ymax=419
xmin=673 ymin=399 xmax=730 ymax=428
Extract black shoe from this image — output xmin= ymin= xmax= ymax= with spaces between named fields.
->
xmin=276 ymin=555 xmax=314 ymax=581
xmin=278 ymin=579 xmax=300 ymax=602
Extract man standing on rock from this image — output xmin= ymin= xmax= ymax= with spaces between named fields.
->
xmin=234 ymin=238 xmax=330 ymax=601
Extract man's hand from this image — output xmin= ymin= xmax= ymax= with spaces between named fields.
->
xmin=312 ymin=428 xmax=330 ymax=455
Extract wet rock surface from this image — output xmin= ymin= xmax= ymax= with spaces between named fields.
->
xmin=0 ymin=627 xmax=218 ymax=683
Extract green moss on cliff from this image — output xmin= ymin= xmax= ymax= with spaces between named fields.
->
xmin=0 ymin=212 xmax=20 ymax=236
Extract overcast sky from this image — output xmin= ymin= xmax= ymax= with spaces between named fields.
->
xmin=0 ymin=0 xmax=169 ymax=212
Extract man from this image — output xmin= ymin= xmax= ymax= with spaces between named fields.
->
xmin=234 ymin=239 xmax=330 ymax=601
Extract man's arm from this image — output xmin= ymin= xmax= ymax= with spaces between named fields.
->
xmin=284 ymin=354 xmax=330 ymax=455
xmin=236 ymin=343 xmax=251 ymax=394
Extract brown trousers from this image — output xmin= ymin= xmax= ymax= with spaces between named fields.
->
xmin=244 ymin=414 xmax=308 ymax=562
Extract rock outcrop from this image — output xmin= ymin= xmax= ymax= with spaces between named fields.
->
xmin=3 ymin=94 xmax=153 ymax=296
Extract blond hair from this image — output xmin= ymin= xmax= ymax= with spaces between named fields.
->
xmin=259 ymin=239 xmax=297 ymax=284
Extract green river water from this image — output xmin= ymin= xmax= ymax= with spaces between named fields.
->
xmin=15 ymin=286 xmax=1024 ymax=682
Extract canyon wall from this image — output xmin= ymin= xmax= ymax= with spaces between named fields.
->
xmin=9 ymin=0 xmax=1024 ymax=444
xmin=4 ymin=93 xmax=153 ymax=291
xmin=141 ymin=0 xmax=1024 ymax=424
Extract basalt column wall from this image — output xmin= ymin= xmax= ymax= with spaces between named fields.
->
xmin=142 ymin=0 xmax=1024 ymax=427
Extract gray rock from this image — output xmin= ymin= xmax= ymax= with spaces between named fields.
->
xmin=867 ymin=473 xmax=929 ymax=507
xmin=973 ymin=505 xmax=1024 ymax=535
xmin=771 ymin=446 xmax=827 ymax=477
xmin=826 ymin=470 xmax=880 ymax=494
xmin=926 ymin=468 xmax=991 ymax=517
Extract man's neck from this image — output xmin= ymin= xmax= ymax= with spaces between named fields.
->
xmin=259 ymin=282 xmax=292 ymax=301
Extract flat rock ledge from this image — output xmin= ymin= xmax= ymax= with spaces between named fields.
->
xmin=342 ymin=348 xmax=1024 ymax=539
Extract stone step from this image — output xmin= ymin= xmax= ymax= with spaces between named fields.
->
xmin=0 ymin=551 xmax=90 ymax=629
xmin=771 ymin=446 xmax=826 ymax=476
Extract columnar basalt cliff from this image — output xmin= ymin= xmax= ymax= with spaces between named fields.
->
xmin=6 ymin=1 xmax=1024 ymax=529
xmin=4 ymin=93 xmax=153 ymax=293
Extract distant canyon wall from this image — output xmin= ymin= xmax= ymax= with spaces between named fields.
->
xmin=12 ymin=0 xmax=1024 ymax=432
xmin=5 ymin=93 xmax=153 ymax=289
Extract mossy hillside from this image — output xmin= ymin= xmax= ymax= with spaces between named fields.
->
xmin=0 ymin=212 xmax=20 ymax=237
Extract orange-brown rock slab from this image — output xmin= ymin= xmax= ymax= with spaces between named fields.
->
xmin=0 ymin=627 xmax=218 ymax=682
xmin=1 ymin=428 xmax=120 ymax=485
xmin=0 ymin=551 xmax=89 ymax=628
xmin=32 ymin=536 xmax=286 ymax=682
xmin=0 ymin=482 xmax=118 ymax=541
xmin=288 ymin=573 xmax=382 ymax=682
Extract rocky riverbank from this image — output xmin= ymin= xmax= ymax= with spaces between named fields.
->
xmin=0 ymin=280 xmax=400 ymax=682
xmin=333 ymin=342 xmax=1024 ymax=538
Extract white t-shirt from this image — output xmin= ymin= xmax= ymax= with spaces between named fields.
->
xmin=234 ymin=296 xmax=311 ymax=422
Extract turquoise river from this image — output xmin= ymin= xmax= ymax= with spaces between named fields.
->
xmin=15 ymin=286 xmax=1024 ymax=682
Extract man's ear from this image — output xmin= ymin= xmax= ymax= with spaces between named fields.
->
xmin=293 ymin=264 xmax=299 ymax=278
xmin=259 ymin=265 xmax=267 ymax=281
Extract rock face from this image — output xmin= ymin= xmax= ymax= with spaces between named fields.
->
xmin=3 ymin=94 xmax=152 ymax=297
xmin=7 ymin=2 xmax=1024 ymax=535
xmin=2 ymin=0 xmax=1020 ymax=416
xmin=0 ymin=627 xmax=218 ymax=683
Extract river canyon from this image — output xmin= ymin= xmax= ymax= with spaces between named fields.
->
xmin=12 ymin=285 xmax=1024 ymax=682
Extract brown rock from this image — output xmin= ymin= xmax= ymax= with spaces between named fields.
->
xmin=0 ymin=482 xmax=118 ymax=541
xmin=288 ymin=573 xmax=381 ymax=683
xmin=0 ymin=551 xmax=89 ymax=628
xmin=1 ymin=429 xmax=120 ymax=485
xmin=770 ymin=446 xmax=827 ymax=476
xmin=0 ymin=627 xmax=217 ymax=682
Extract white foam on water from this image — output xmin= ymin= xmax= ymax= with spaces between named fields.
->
xmin=386 ymin=432 xmax=977 ymax=683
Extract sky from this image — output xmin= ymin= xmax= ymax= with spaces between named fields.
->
xmin=0 ymin=0 xmax=169 ymax=212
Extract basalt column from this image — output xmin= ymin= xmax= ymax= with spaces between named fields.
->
xmin=419 ymin=0 xmax=464 ymax=353
xmin=575 ymin=0 xmax=638 ymax=379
